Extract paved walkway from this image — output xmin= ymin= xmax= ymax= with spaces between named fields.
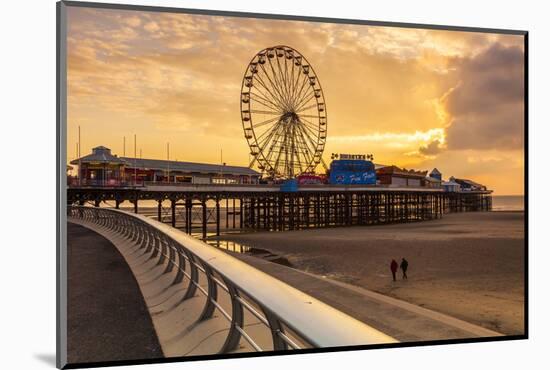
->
xmin=67 ymin=223 xmax=163 ymax=365
xmin=229 ymin=252 xmax=502 ymax=342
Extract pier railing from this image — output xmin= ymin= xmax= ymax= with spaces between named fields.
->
xmin=67 ymin=206 xmax=396 ymax=353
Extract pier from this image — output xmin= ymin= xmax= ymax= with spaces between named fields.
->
xmin=67 ymin=184 xmax=492 ymax=239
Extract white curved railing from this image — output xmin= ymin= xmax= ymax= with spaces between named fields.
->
xmin=68 ymin=206 xmax=396 ymax=352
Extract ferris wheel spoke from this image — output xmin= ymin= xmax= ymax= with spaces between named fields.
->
xmin=253 ymin=72 xmax=287 ymax=111
xmin=263 ymin=130 xmax=284 ymax=169
xmin=249 ymin=109 xmax=282 ymax=115
xmin=259 ymin=61 xmax=289 ymax=111
xmin=253 ymin=116 xmax=281 ymax=129
xmin=257 ymin=120 xmax=282 ymax=145
xmin=269 ymin=54 xmax=293 ymax=110
xmin=295 ymin=103 xmax=318 ymax=114
xmin=282 ymin=55 xmax=294 ymax=107
xmin=298 ymin=119 xmax=319 ymax=142
xmin=294 ymin=126 xmax=314 ymax=168
xmin=258 ymin=122 xmax=285 ymax=170
xmin=289 ymin=59 xmax=303 ymax=107
xmin=264 ymin=56 xmax=287 ymax=107
xmin=280 ymin=54 xmax=290 ymax=103
xmin=275 ymin=54 xmax=290 ymax=106
xmin=292 ymin=63 xmax=304 ymax=106
xmin=255 ymin=67 xmax=287 ymax=110
xmin=294 ymin=91 xmax=316 ymax=112
xmin=250 ymin=84 xmax=284 ymax=112
xmin=287 ymin=57 xmax=297 ymax=105
xmin=269 ymin=126 xmax=288 ymax=174
xmin=297 ymin=114 xmax=322 ymax=120
xmin=297 ymin=122 xmax=318 ymax=152
xmin=294 ymin=132 xmax=307 ymax=174
xmin=250 ymin=94 xmax=282 ymax=113
xmin=292 ymin=71 xmax=311 ymax=110
xmin=298 ymin=118 xmax=321 ymax=139
xmin=296 ymin=122 xmax=321 ymax=160
xmin=264 ymin=128 xmax=284 ymax=168
xmin=299 ymin=121 xmax=323 ymax=140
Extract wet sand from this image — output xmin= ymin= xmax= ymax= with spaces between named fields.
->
xmin=221 ymin=212 xmax=525 ymax=335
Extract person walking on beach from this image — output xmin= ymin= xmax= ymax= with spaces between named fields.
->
xmin=390 ymin=259 xmax=398 ymax=281
xmin=400 ymin=258 xmax=409 ymax=280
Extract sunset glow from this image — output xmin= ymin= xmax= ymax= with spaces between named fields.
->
xmin=67 ymin=7 xmax=525 ymax=195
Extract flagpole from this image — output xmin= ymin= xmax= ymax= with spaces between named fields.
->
xmin=134 ymin=134 xmax=137 ymax=186
xmin=122 ymin=136 xmax=126 ymax=184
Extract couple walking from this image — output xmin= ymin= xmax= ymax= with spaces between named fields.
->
xmin=390 ymin=258 xmax=408 ymax=281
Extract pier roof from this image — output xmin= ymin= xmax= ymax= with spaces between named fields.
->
xmin=70 ymin=146 xmax=126 ymax=165
xmin=120 ymin=157 xmax=260 ymax=176
xmin=377 ymin=165 xmax=428 ymax=178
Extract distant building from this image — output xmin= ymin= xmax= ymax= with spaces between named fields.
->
xmin=329 ymin=158 xmax=377 ymax=185
xmin=423 ymin=168 xmax=443 ymax=188
xmin=69 ymin=146 xmax=126 ymax=186
xmin=70 ymin=145 xmax=260 ymax=186
xmin=121 ymin=157 xmax=260 ymax=185
xmin=423 ymin=176 xmax=442 ymax=188
xmin=376 ymin=166 xmax=428 ymax=187
xmin=442 ymin=178 xmax=461 ymax=192
xmin=452 ymin=177 xmax=487 ymax=191
xmin=429 ymin=168 xmax=442 ymax=181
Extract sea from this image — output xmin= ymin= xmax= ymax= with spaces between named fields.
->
xmin=491 ymin=195 xmax=524 ymax=212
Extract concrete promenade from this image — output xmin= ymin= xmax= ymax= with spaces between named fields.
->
xmin=67 ymin=223 xmax=163 ymax=364
xmin=67 ymin=220 xmax=500 ymax=364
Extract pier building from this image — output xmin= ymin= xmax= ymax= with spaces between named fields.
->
xmin=70 ymin=146 xmax=261 ymax=186
xmin=452 ymin=177 xmax=487 ymax=191
xmin=376 ymin=166 xmax=428 ymax=187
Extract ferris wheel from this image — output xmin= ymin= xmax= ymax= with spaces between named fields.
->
xmin=240 ymin=45 xmax=328 ymax=179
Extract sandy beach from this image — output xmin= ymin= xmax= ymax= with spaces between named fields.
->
xmin=220 ymin=211 xmax=525 ymax=335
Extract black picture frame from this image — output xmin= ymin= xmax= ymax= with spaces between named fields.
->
xmin=56 ymin=1 xmax=528 ymax=368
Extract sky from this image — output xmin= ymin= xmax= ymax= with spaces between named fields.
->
xmin=66 ymin=6 xmax=525 ymax=195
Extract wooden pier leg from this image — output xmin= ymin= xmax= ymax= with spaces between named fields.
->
xmin=233 ymin=198 xmax=236 ymax=229
xmin=134 ymin=198 xmax=138 ymax=214
xmin=385 ymin=193 xmax=389 ymax=223
xmin=249 ymin=198 xmax=255 ymax=229
xmin=405 ymin=193 xmax=409 ymax=222
xmin=260 ymin=197 xmax=264 ymax=230
xmin=94 ymin=199 xmax=100 ymax=208
xmin=289 ymin=196 xmax=295 ymax=231
xmin=171 ymin=199 xmax=176 ymax=227
xmin=157 ymin=199 xmax=162 ymax=222
xmin=115 ymin=199 xmax=120 ymax=209
xmin=226 ymin=197 xmax=229 ymax=229
xmin=202 ymin=198 xmax=207 ymax=239
xmin=305 ymin=195 xmax=310 ymax=228
xmin=185 ymin=199 xmax=191 ymax=233
xmin=369 ymin=194 xmax=373 ymax=224
xmin=216 ymin=198 xmax=220 ymax=236
xmin=264 ymin=198 xmax=269 ymax=230
xmin=325 ymin=194 xmax=329 ymax=226
xmin=278 ymin=196 xmax=284 ymax=231
xmin=239 ymin=197 xmax=243 ymax=229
